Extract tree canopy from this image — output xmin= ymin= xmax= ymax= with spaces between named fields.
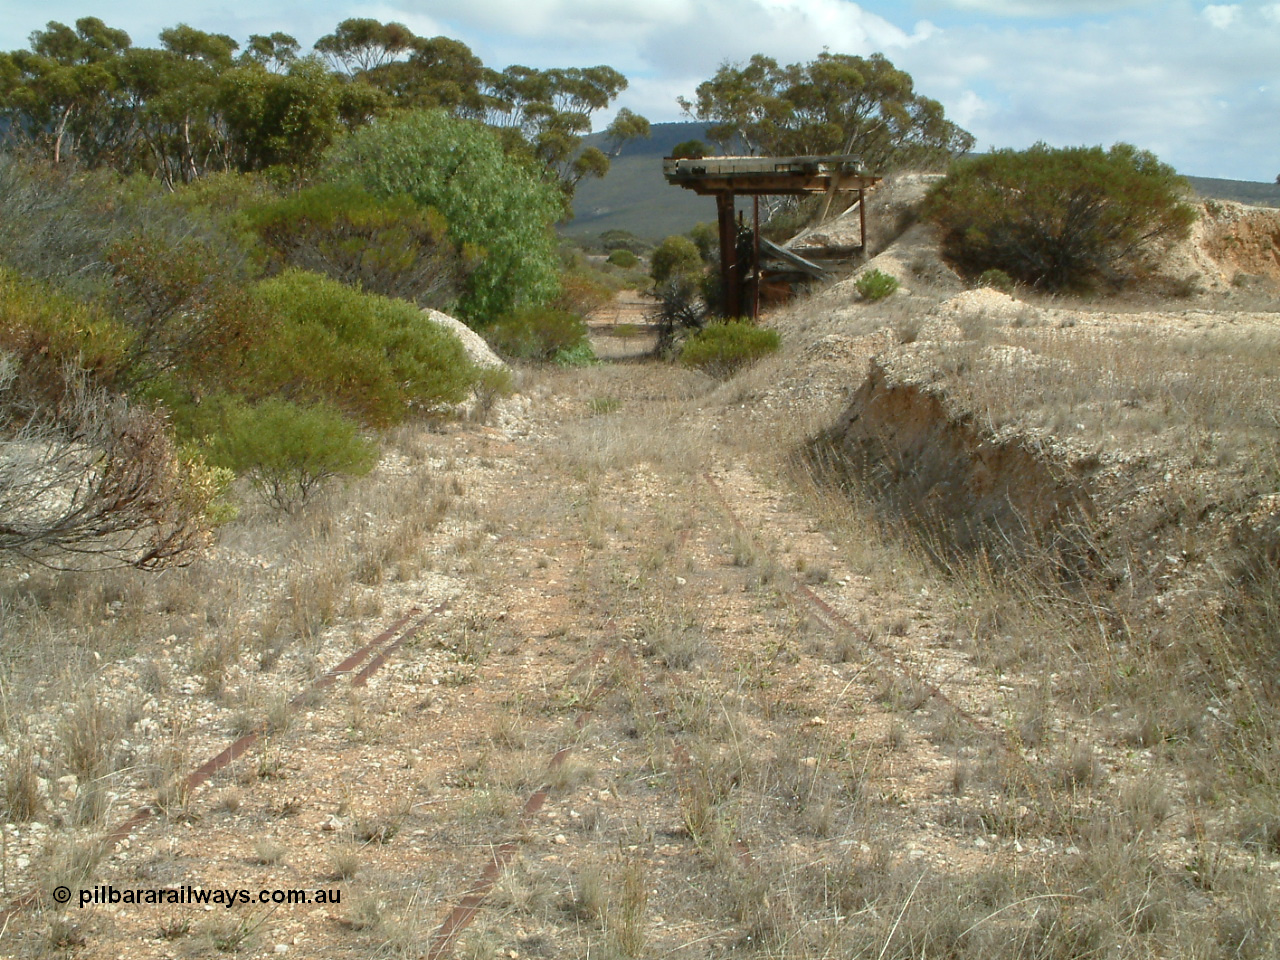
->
xmin=0 ymin=17 xmax=647 ymax=192
xmin=679 ymin=52 xmax=972 ymax=171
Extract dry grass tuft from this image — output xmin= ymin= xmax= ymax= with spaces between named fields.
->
xmin=610 ymin=856 xmax=648 ymax=958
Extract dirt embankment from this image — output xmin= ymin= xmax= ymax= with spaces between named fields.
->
xmin=1198 ymin=202 xmax=1280 ymax=284
xmin=760 ymin=178 xmax=1280 ymax=636
xmin=816 ymin=356 xmax=1091 ymax=557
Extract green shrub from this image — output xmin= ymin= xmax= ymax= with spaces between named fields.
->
xmin=650 ymin=277 xmax=706 ymax=354
xmin=552 ymin=267 xmax=615 ymax=318
xmin=647 ymin=234 xmax=710 ymax=351
xmin=470 ymin=365 xmax=516 ymax=420
xmin=679 ymin=321 xmax=780 ymax=379
xmin=977 ymin=268 xmax=1016 ymax=294
xmin=670 ymin=139 xmax=709 ymax=159
xmin=0 ymin=158 xmax=259 ymax=301
xmin=650 ymin=235 xmax=703 ymax=286
xmin=249 ymin=270 xmax=477 ymax=425
xmin=323 ymin=109 xmax=563 ymax=322
xmin=606 ymin=249 xmax=640 ymax=269
xmin=106 ymin=233 xmax=274 ymax=391
xmin=923 ymin=142 xmax=1197 ymax=290
xmin=204 ymin=397 xmax=377 ymax=512
xmin=588 ymin=397 xmax=622 ymax=415
xmin=244 ymin=184 xmax=466 ymax=309
xmin=598 ymin=230 xmax=649 ymax=256
xmin=484 ymin=306 xmax=591 ymax=362
xmin=0 ymin=269 xmax=131 ymax=406
xmin=854 ymin=269 xmax=900 ymax=302
xmin=552 ymin=341 xmax=598 ymax=368
xmin=168 ymin=170 xmax=279 ymax=224
xmin=687 ymin=222 xmax=719 ymax=263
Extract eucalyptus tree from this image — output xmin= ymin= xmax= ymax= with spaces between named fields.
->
xmin=364 ymin=35 xmax=492 ymax=118
xmin=242 ymin=32 xmax=300 ymax=73
xmin=1 ymin=15 xmax=648 ymax=195
xmin=680 ymin=51 xmax=972 ymax=170
xmin=314 ymin=19 xmax=648 ymax=195
xmin=314 ymin=18 xmax=415 ymax=76
xmin=218 ymin=57 xmax=350 ymax=176
xmin=484 ymin=64 xmax=646 ymax=191
xmin=0 ymin=17 xmax=131 ymax=165
xmin=145 ymin=24 xmax=239 ymax=182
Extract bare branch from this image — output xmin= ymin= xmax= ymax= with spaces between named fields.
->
xmin=0 ymin=363 xmax=211 ymax=569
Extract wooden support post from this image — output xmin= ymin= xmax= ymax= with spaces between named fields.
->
xmin=752 ymin=196 xmax=761 ymax=321
xmin=716 ymin=191 xmax=740 ymax=319
xmin=817 ymin=177 xmax=838 ymax=225
xmin=859 ymin=187 xmax=867 ymax=255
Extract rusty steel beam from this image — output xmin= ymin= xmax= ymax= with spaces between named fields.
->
xmin=860 ymin=187 xmax=867 ymax=253
xmin=752 ymin=196 xmax=761 ymax=321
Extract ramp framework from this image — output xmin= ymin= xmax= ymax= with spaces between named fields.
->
xmin=663 ymin=155 xmax=881 ymax=318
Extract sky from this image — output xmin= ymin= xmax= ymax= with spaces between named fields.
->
xmin=1 ymin=0 xmax=1276 ymax=181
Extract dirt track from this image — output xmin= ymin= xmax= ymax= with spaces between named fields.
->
xmin=2 ymin=340 xmax=1046 ymax=958
xmin=7 ymin=287 xmax=1279 ymax=956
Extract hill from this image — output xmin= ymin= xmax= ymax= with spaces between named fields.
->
xmin=562 ymin=122 xmax=713 ymax=242
xmin=564 ymin=124 xmax=1280 ymax=242
xmin=1186 ymin=174 xmax=1280 ymax=207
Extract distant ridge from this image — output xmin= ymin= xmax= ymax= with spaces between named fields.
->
xmin=563 ymin=122 xmax=1280 ymax=242
xmin=562 ymin=122 xmax=713 ymax=241
xmin=1185 ymin=176 xmax=1280 ymax=208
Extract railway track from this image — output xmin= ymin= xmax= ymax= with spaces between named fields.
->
xmin=3 ymin=361 xmax=1042 ymax=958
xmin=421 ymin=458 xmax=1026 ymax=957
xmin=0 ymin=605 xmax=449 ymax=923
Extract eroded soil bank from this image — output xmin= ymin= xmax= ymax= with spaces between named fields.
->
xmin=812 ymin=355 xmax=1093 ymax=557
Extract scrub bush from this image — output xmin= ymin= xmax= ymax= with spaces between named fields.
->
xmin=650 ymin=235 xmax=703 ymax=286
xmin=854 ymin=269 xmax=900 ymax=301
xmin=924 ymin=142 xmax=1196 ymax=290
xmin=250 ymin=270 xmax=477 ymax=424
xmin=679 ymin=321 xmax=780 ymax=379
xmin=323 ymin=109 xmax=562 ymax=322
xmin=203 ymin=397 xmax=377 ymax=512
xmin=483 ymin=306 xmax=591 ymax=362
xmin=244 ymin=184 xmax=466 ymax=309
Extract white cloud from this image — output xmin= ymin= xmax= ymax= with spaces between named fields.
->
xmin=396 ymin=0 xmax=692 ymax=41
xmin=896 ymin=4 xmax=1280 ymax=178
xmin=0 ymin=2 xmax=370 ymax=50
xmin=352 ymin=3 xmax=447 ymax=39
xmin=949 ymin=89 xmax=991 ymax=129
xmin=926 ymin=0 xmax=1157 ymax=15
xmin=1 ymin=0 xmax=1276 ymax=180
xmin=1201 ymin=4 xmax=1241 ymax=29
xmin=420 ymin=0 xmax=920 ymax=51
xmin=633 ymin=0 xmax=926 ymax=75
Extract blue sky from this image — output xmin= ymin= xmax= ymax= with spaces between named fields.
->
xmin=1 ymin=0 xmax=1276 ymax=181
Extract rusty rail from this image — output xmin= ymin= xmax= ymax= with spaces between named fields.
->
xmin=0 ymin=603 xmax=448 ymax=922
xmin=701 ymin=471 xmax=1009 ymax=747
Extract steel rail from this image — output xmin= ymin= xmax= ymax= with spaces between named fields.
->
xmin=0 ymin=603 xmax=449 ymax=922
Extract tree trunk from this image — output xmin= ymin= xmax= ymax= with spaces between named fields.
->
xmin=53 ymin=105 xmax=75 ymax=165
